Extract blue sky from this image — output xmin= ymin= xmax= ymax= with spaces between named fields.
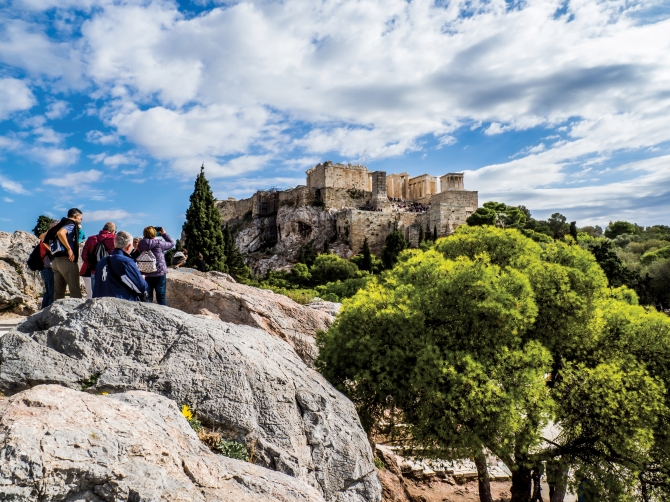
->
xmin=1 ymin=0 xmax=670 ymax=239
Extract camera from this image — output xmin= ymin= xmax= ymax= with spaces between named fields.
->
xmin=155 ymin=226 xmax=163 ymax=236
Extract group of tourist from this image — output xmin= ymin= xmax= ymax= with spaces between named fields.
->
xmin=37 ymin=208 xmax=205 ymax=309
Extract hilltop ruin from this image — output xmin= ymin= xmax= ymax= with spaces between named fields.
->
xmin=217 ymin=161 xmax=478 ymax=274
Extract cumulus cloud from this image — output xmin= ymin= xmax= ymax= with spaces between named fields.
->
xmin=83 ymin=209 xmax=144 ymax=222
xmin=44 ymin=169 xmax=102 ymax=187
xmin=0 ymin=174 xmax=28 ymax=195
xmin=31 ymin=146 xmax=80 ymax=166
xmin=2 ymin=0 xmax=670 ymax=219
xmin=0 ymin=78 xmax=35 ymax=120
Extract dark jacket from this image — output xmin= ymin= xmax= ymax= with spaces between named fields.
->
xmin=45 ymin=218 xmax=80 ymax=260
xmin=93 ymin=249 xmax=148 ymax=301
xmin=137 ymin=234 xmax=174 ymax=277
xmin=80 ymin=230 xmax=116 ymax=276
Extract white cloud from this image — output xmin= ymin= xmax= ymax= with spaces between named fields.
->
xmin=86 ymin=130 xmax=119 ymax=145
xmin=83 ymin=209 xmax=144 ymax=222
xmin=44 ymin=169 xmax=102 ymax=187
xmin=3 ymin=197 xmax=13 ymax=203
xmin=44 ymin=100 xmax=70 ymax=120
xmin=31 ymin=146 xmax=80 ymax=166
xmin=0 ymin=78 xmax=35 ymax=120
xmin=89 ymin=152 xmax=142 ymax=167
xmin=0 ymin=174 xmax=27 ymax=195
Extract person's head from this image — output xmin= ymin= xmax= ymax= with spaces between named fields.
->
xmin=133 ymin=237 xmax=140 ymax=248
xmin=143 ymin=226 xmax=156 ymax=239
xmin=182 ymin=248 xmax=188 ymax=256
xmin=67 ymin=208 xmax=83 ymax=224
xmin=198 ymin=253 xmax=204 ymax=260
xmin=103 ymin=222 xmax=116 ymax=233
xmin=114 ymin=231 xmax=134 ymax=253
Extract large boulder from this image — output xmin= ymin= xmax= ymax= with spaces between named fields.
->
xmin=0 ymin=298 xmax=382 ymax=502
xmin=0 ymin=231 xmax=42 ymax=314
xmin=0 ymin=384 xmax=324 ymax=501
xmin=166 ymin=268 xmax=336 ymax=364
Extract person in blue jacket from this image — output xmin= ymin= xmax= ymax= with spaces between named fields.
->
xmin=93 ymin=230 xmax=148 ymax=301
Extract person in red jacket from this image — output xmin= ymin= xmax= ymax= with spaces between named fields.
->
xmin=80 ymin=222 xmax=116 ymax=299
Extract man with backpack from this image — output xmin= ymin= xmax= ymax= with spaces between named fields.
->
xmin=43 ymin=208 xmax=84 ymax=300
xmin=80 ymin=222 xmax=116 ymax=299
xmin=93 ymin=231 xmax=148 ymax=301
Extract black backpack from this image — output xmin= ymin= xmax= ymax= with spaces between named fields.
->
xmin=27 ymin=243 xmax=45 ymax=272
xmin=89 ymin=241 xmax=110 ymax=270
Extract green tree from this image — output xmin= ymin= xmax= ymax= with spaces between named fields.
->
xmin=318 ymin=226 xmax=670 ymax=502
xmin=418 ymin=225 xmax=424 ymax=245
xmin=223 ymin=225 xmax=251 ymax=281
xmin=297 ymin=242 xmax=318 ymax=267
xmin=547 ymin=212 xmax=568 ymax=239
xmin=425 ymin=222 xmax=432 ymax=242
xmin=381 ymin=228 xmax=407 ymax=269
xmin=433 ymin=225 xmax=438 ymax=242
xmin=605 ymin=220 xmax=637 ymax=239
xmin=466 ymin=202 xmax=526 ymax=229
xmin=569 ymin=221 xmax=578 ymax=241
xmin=309 ymin=253 xmax=359 ymax=285
xmin=33 ymin=215 xmax=55 ymax=237
xmin=183 ymin=165 xmax=226 ymax=271
xmin=323 ymin=239 xmax=330 ymax=254
xmin=361 ymin=238 xmax=373 ymax=272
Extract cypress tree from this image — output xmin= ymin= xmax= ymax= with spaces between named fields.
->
xmin=361 ymin=237 xmax=373 ymax=272
xmin=33 ymin=215 xmax=55 ymax=237
xmin=569 ymin=221 xmax=578 ymax=241
xmin=183 ymin=165 xmax=226 ymax=271
xmin=381 ymin=229 xmax=407 ymax=270
xmin=418 ymin=226 xmax=425 ymax=245
xmin=224 ymin=225 xmax=251 ymax=281
xmin=425 ymin=222 xmax=432 ymax=241
xmin=323 ymin=239 xmax=330 ymax=254
xmin=433 ymin=225 xmax=438 ymax=241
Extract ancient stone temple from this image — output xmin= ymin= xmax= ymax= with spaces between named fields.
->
xmin=216 ymin=161 xmax=478 ymax=274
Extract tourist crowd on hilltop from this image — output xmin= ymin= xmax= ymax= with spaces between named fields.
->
xmin=32 ymin=208 xmax=208 ymax=309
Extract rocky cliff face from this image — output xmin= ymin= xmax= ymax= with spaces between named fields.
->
xmin=0 ymin=231 xmax=42 ymax=315
xmin=0 ymin=298 xmax=382 ymax=502
xmin=166 ymin=269 xmax=336 ymax=365
xmin=234 ymin=206 xmax=353 ymax=276
xmin=0 ymin=385 xmax=324 ymax=501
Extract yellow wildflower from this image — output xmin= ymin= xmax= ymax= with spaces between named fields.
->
xmin=181 ymin=405 xmax=193 ymax=421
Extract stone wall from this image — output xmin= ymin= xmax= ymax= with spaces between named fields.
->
xmin=306 ymin=161 xmax=368 ymax=190
xmin=321 ymin=187 xmax=372 ymax=210
xmin=278 ymin=186 xmax=319 ymax=208
xmin=335 ymin=210 xmax=426 ymax=255
xmin=430 ymin=189 xmax=478 ymax=208
xmin=216 ymin=197 xmax=253 ymax=222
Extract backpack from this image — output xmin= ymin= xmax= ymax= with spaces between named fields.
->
xmin=27 ymin=243 xmax=45 ymax=272
xmin=89 ymin=240 xmax=110 ymax=270
xmin=136 ymin=250 xmax=157 ymax=273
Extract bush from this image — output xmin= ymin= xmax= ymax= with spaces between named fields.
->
xmin=316 ymin=275 xmax=374 ymax=302
xmin=310 ymin=254 xmax=359 ymax=284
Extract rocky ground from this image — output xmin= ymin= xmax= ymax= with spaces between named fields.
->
xmin=0 ymin=231 xmax=43 ymax=315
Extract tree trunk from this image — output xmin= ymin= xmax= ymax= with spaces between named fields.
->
xmin=530 ymin=466 xmax=542 ymax=502
xmin=473 ymin=452 xmax=494 ymax=502
xmin=550 ymin=463 xmax=570 ymax=502
xmin=510 ymin=465 xmax=532 ymax=502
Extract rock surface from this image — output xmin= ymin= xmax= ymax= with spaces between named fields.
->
xmin=0 ymin=384 xmax=324 ymax=501
xmin=166 ymin=268 xmax=336 ymax=364
xmin=0 ymin=231 xmax=42 ymax=315
xmin=0 ymin=298 xmax=382 ymax=502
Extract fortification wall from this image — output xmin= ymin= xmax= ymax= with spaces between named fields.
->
xmin=430 ymin=190 xmax=478 ymax=209
xmin=335 ymin=210 xmax=425 ymax=255
xmin=306 ymin=162 xmax=368 ymax=190
xmin=322 ymin=187 xmax=372 ymax=210
xmin=278 ymin=186 xmax=318 ymax=208
xmin=216 ymin=197 xmax=253 ymax=223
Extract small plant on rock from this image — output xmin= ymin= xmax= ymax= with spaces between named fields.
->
xmin=80 ymin=373 xmax=101 ymax=391
xmin=215 ymin=439 xmax=249 ymax=461
xmin=181 ymin=405 xmax=203 ymax=432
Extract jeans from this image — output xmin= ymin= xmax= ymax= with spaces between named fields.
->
xmin=146 ymin=274 xmax=167 ymax=305
xmin=40 ymin=268 xmax=55 ymax=309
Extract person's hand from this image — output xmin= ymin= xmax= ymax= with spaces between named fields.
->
xmin=67 ymin=248 xmax=75 ymax=262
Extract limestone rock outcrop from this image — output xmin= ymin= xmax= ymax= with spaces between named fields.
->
xmin=0 ymin=231 xmax=42 ymax=314
xmin=0 ymin=384 xmax=324 ymax=501
xmin=166 ymin=268 xmax=336 ymax=364
xmin=0 ymin=298 xmax=382 ymax=502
